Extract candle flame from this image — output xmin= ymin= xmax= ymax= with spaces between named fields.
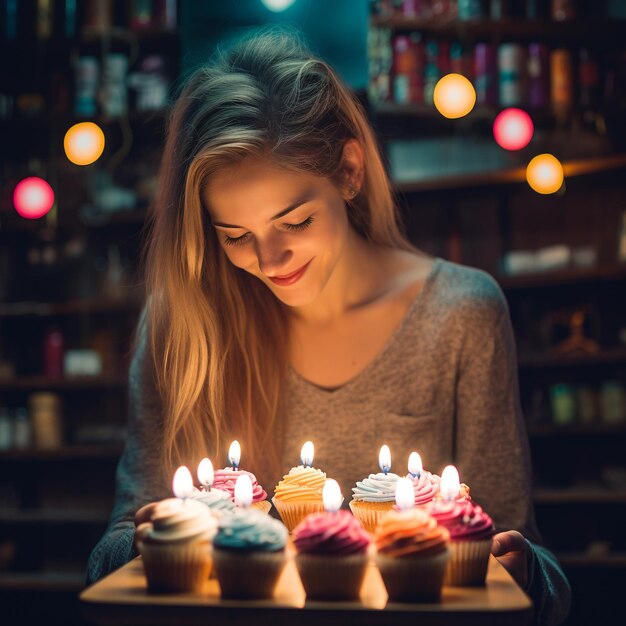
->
xmin=395 ymin=476 xmax=415 ymax=511
xmin=228 ymin=440 xmax=241 ymax=469
xmin=440 ymin=465 xmax=461 ymax=500
xmin=408 ymin=452 xmax=423 ymax=477
xmin=379 ymin=444 xmax=391 ymax=474
xmin=300 ymin=441 xmax=314 ymax=467
xmin=234 ymin=474 xmax=253 ymax=508
xmin=197 ymin=458 xmax=214 ymax=488
xmin=322 ymin=478 xmax=342 ymax=512
xmin=172 ymin=466 xmax=194 ymax=499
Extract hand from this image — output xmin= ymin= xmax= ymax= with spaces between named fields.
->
xmin=491 ymin=530 xmax=529 ymax=589
xmin=133 ymin=502 xmax=159 ymax=548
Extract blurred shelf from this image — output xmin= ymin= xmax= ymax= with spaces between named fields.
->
xmin=528 ymin=423 xmax=626 ymax=437
xmin=0 ymin=445 xmax=124 ymax=462
xmin=0 ymin=296 xmax=142 ymax=318
xmin=0 ymin=571 xmax=85 ymax=592
xmin=518 ymin=348 xmax=626 ymax=370
xmin=556 ymin=552 xmax=626 ymax=568
xmin=80 ymin=25 xmax=179 ymax=43
xmin=0 ymin=376 xmax=127 ymax=391
xmin=0 ymin=509 xmax=110 ymax=525
xmin=370 ymin=16 xmax=626 ymax=43
xmin=498 ymin=264 xmax=626 ymax=290
xmin=392 ymin=153 xmax=626 ymax=192
xmin=533 ymin=488 xmax=626 ymax=504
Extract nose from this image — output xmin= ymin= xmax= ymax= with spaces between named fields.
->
xmin=255 ymin=235 xmax=293 ymax=277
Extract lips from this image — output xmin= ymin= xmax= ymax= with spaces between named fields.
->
xmin=268 ymin=259 xmax=312 ymax=286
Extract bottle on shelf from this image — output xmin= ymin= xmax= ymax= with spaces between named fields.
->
xmin=551 ymin=48 xmax=574 ymax=116
xmin=43 ymin=327 xmax=64 ymax=379
xmin=498 ymin=43 xmax=526 ymax=107
xmin=527 ymin=42 xmax=549 ymax=109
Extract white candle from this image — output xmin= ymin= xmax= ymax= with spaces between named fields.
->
xmin=234 ymin=474 xmax=253 ymax=508
xmin=228 ymin=440 xmax=241 ymax=470
xmin=172 ymin=466 xmax=194 ymax=501
xmin=197 ymin=458 xmax=214 ymax=491
xmin=322 ymin=478 xmax=342 ymax=513
xmin=379 ymin=444 xmax=391 ymax=475
xmin=300 ymin=441 xmax=314 ymax=468
xmin=395 ymin=476 xmax=415 ymax=511
xmin=440 ymin=465 xmax=461 ymax=501
xmin=408 ymin=452 xmax=423 ymax=479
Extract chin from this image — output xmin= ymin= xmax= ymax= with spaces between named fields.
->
xmin=264 ymin=282 xmax=320 ymax=308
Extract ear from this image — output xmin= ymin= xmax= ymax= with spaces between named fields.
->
xmin=339 ymin=138 xmax=365 ymax=200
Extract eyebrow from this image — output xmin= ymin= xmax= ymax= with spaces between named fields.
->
xmin=211 ymin=192 xmax=315 ymax=229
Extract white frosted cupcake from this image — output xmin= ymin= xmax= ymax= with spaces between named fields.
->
xmin=349 ymin=471 xmax=399 ymax=533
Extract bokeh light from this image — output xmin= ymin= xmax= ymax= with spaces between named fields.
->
xmin=260 ymin=0 xmax=296 ymax=11
xmin=493 ymin=108 xmax=534 ymax=150
xmin=433 ymin=73 xmax=476 ymax=119
xmin=64 ymin=122 xmax=105 ymax=165
xmin=526 ymin=153 xmax=564 ymax=194
xmin=13 ymin=177 xmax=55 ymax=219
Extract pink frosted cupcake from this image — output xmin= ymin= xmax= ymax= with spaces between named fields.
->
xmin=427 ymin=499 xmax=494 ymax=586
xmin=406 ymin=470 xmax=440 ymax=506
xmin=212 ymin=468 xmax=271 ymax=514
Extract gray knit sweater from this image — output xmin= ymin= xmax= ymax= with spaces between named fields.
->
xmin=86 ymin=258 xmax=571 ymax=625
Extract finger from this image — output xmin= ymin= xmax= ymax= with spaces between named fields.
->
xmin=134 ymin=503 xmax=157 ymax=526
xmin=491 ymin=531 xmax=526 ymax=556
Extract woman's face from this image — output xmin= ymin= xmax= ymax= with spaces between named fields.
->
xmin=203 ymin=157 xmax=353 ymax=308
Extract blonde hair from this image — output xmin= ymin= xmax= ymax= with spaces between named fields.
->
xmin=140 ymin=27 xmax=416 ymax=486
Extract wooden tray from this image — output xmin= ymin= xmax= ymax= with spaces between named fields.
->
xmin=80 ymin=552 xmax=532 ymax=626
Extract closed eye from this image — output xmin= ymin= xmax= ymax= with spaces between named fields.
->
xmin=222 ymin=216 xmax=315 ymax=247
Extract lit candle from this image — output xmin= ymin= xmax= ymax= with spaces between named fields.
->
xmin=395 ymin=476 xmax=415 ymax=511
xmin=228 ymin=440 xmax=241 ymax=470
xmin=322 ymin=478 xmax=342 ymax=513
xmin=408 ymin=452 xmax=422 ymax=479
xmin=197 ymin=458 xmax=214 ymax=491
xmin=234 ymin=474 xmax=253 ymax=508
xmin=440 ymin=465 xmax=461 ymax=501
xmin=172 ymin=466 xmax=194 ymax=502
xmin=379 ymin=444 xmax=391 ymax=475
xmin=300 ymin=441 xmax=314 ymax=468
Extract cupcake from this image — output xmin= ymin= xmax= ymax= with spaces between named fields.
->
xmin=406 ymin=470 xmax=440 ymax=506
xmin=212 ymin=468 xmax=271 ymax=513
xmin=293 ymin=509 xmax=371 ymax=600
xmin=375 ymin=507 xmax=450 ymax=602
xmin=136 ymin=498 xmax=218 ymax=593
xmin=428 ymin=499 xmax=494 ymax=586
xmin=272 ymin=465 xmax=327 ymax=531
xmin=189 ymin=486 xmax=235 ymax=516
xmin=212 ymin=507 xmax=289 ymax=599
xmin=349 ymin=471 xmax=399 ymax=533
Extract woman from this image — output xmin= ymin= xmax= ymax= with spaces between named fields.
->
xmin=87 ymin=28 xmax=570 ymax=624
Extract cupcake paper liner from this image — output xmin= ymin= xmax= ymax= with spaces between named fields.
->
xmin=376 ymin=548 xmax=450 ymax=602
xmin=348 ymin=500 xmax=393 ymax=533
xmin=271 ymin=497 xmax=326 ymax=532
xmin=295 ymin=552 xmax=369 ymax=600
xmin=251 ymin=500 xmax=272 ymax=514
xmin=444 ymin=539 xmax=493 ymax=587
xmin=212 ymin=548 xmax=286 ymax=599
xmin=138 ymin=540 xmax=212 ymax=594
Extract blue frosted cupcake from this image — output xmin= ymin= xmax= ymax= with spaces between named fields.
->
xmin=349 ymin=471 xmax=399 ymax=533
xmin=212 ymin=508 xmax=288 ymax=598
xmin=189 ymin=486 xmax=235 ymax=516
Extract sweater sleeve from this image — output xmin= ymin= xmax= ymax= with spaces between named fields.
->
xmin=454 ymin=272 xmax=571 ymax=625
xmin=85 ymin=316 xmax=169 ymax=585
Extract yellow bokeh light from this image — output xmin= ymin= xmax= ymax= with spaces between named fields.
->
xmin=433 ymin=73 xmax=476 ymax=119
xmin=64 ymin=122 xmax=105 ymax=166
xmin=526 ymin=153 xmax=564 ymax=194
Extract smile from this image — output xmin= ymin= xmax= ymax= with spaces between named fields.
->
xmin=268 ymin=259 xmax=313 ymax=286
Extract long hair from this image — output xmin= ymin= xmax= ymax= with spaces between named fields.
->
xmin=139 ymin=27 xmax=417 ymax=486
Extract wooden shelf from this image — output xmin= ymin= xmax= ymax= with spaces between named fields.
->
xmin=528 ymin=423 xmax=626 ymax=437
xmin=370 ymin=16 xmax=626 ymax=43
xmin=0 ymin=296 xmax=142 ymax=318
xmin=518 ymin=348 xmax=626 ymax=369
xmin=0 ymin=509 xmax=110 ymax=525
xmin=556 ymin=552 xmax=626 ymax=568
xmin=0 ymin=571 xmax=85 ymax=592
xmin=0 ymin=445 xmax=123 ymax=461
xmin=392 ymin=153 xmax=626 ymax=192
xmin=0 ymin=376 xmax=127 ymax=391
xmin=533 ymin=488 xmax=626 ymax=504
xmin=498 ymin=264 xmax=626 ymax=290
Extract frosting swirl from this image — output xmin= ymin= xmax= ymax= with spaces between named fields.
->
xmin=141 ymin=498 xmax=217 ymax=545
xmin=189 ymin=486 xmax=235 ymax=514
xmin=427 ymin=499 xmax=494 ymax=541
xmin=351 ymin=472 xmax=400 ymax=503
xmin=274 ymin=466 xmax=326 ymax=502
xmin=375 ymin=508 xmax=449 ymax=558
xmin=213 ymin=468 xmax=268 ymax=503
xmin=213 ymin=508 xmax=288 ymax=552
xmin=405 ymin=471 xmax=440 ymax=505
xmin=293 ymin=510 xmax=370 ymax=556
